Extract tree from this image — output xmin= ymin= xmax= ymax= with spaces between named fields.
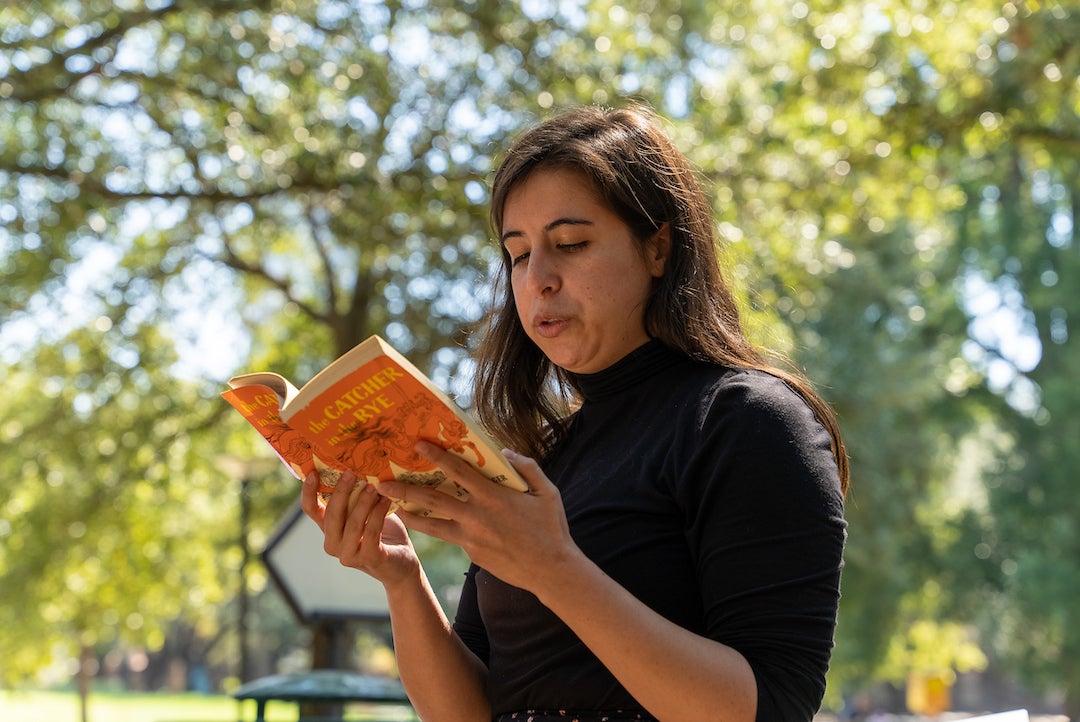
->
xmin=662 ymin=0 xmax=995 ymax=700
xmin=0 ymin=0 xmax=523 ymax=704
xmin=667 ymin=0 xmax=1078 ymax=708
xmin=941 ymin=5 xmax=1080 ymax=712
xmin=0 ymin=0 xmax=704 ymax=702
xmin=0 ymin=322 xmax=247 ymax=721
xmin=3 ymin=0 xmax=1077 ymax=714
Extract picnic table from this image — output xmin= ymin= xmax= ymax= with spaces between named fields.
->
xmin=233 ymin=669 xmax=414 ymax=721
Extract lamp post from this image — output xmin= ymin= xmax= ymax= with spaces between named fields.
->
xmin=239 ymin=472 xmax=252 ymax=683
xmin=216 ymin=454 xmax=279 ymax=684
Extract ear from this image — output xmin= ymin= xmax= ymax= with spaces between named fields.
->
xmin=644 ymin=223 xmax=671 ymax=278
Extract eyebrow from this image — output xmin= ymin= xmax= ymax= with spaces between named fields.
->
xmin=500 ymin=217 xmax=593 ymax=245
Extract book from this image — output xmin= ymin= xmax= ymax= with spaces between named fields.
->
xmin=222 ymin=335 xmax=527 ymax=517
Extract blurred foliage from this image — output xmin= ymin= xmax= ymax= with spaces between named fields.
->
xmin=1 ymin=0 xmax=1078 ymax=716
xmin=880 ymin=618 xmax=988 ymax=686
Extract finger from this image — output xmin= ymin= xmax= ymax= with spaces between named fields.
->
xmin=375 ymin=479 xmax=467 ymax=519
xmin=414 ymin=439 xmax=489 ymax=493
xmin=321 ymin=470 xmax=359 ymax=552
xmin=300 ymin=471 xmax=324 ymax=527
xmin=501 ymin=449 xmax=554 ymax=495
xmin=341 ymin=483 xmax=380 ymax=544
xmin=346 ymin=479 xmax=368 ymax=515
xmin=342 ymin=492 xmax=394 ymax=566
xmin=365 ymin=493 xmax=394 ymax=539
xmin=394 ymin=507 xmax=459 ymax=545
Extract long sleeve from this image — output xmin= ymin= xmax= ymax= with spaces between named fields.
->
xmin=677 ymin=370 xmax=846 ymax=719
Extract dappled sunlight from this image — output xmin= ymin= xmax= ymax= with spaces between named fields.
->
xmin=2 ymin=0 xmax=1078 ymax=716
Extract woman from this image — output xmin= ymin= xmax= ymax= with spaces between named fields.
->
xmin=302 ymin=104 xmax=848 ymax=722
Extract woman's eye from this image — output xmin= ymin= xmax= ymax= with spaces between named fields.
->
xmin=510 ymin=251 xmax=530 ymax=267
xmin=557 ymin=241 xmax=588 ymax=252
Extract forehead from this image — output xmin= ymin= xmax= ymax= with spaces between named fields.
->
xmin=501 ymin=167 xmax=604 ymax=223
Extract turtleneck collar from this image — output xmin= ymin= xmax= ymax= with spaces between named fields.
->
xmin=567 ymin=339 xmax=681 ymax=402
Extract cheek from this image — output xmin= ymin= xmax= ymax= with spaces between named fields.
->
xmin=509 ymin=280 xmax=529 ymax=320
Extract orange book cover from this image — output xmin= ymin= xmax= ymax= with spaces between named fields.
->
xmin=222 ymin=335 xmax=526 ymax=516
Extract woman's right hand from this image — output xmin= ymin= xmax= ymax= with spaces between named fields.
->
xmin=300 ymin=470 xmax=421 ymax=588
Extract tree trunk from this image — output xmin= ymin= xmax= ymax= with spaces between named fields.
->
xmin=77 ymin=643 xmax=93 ymax=722
xmin=298 ymin=621 xmax=354 ymax=718
xmin=1063 ymin=649 xmax=1079 ymax=722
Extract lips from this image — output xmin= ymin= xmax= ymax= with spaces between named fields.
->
xmin=533 ymin=315 xmax=569 ymax=339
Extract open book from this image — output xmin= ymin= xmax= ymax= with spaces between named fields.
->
xmin=222 ymin=335 xmax=527 ymax=517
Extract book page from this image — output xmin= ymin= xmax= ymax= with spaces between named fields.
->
xmin=222 ymin=384 xmax=313 ymax=480
xmin=221 ymin=384 xmax=343 ymax=497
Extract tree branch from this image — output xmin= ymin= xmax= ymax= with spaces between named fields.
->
xmin=4 ymin=4 xmax=184 ymax=103
xmin=305 ymin=203 xmax=340 ymax=324
xmin=343 ymin=258 xmax=375 ymax=355
xmin=0 ymin=162 xmax=324 ymax=204
xmin=1014 ymin=126 xmax=1080 ymax=149
xmin=212 ymin=236 xmax=331 ymax=326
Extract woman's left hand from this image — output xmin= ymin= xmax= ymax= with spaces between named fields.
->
xmin=374 ymin=440 xmax=580 ymax=595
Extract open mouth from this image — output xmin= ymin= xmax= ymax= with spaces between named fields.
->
xmin=535 ymin=317 xmax=567 ymax=338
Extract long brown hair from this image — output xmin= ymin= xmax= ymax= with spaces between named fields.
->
xmin=473 ymin=104 xmax=849 ymax=493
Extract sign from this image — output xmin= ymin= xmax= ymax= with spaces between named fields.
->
xmin=262 ymin=502 xmax=390 ymax=623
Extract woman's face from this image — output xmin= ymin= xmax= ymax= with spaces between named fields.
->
xmin=500 ymin=167 xmax=668 ymax=374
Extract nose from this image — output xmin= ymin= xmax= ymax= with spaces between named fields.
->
xmin=522 ymin=247 xmax=560 ymax=297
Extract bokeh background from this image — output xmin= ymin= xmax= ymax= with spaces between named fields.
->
xmin=1 ymin=0 xmax=1078 ymax=719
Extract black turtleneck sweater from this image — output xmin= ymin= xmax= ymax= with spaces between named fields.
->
xmin=453 ymin=341 xmax=847 ymax=721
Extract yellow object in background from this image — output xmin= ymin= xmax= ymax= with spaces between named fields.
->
xmin=907 ymin=673 xmax=952 ymax=716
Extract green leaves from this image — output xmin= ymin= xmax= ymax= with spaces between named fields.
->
xmin=2 ymin=0 xmax=1078 ymax=710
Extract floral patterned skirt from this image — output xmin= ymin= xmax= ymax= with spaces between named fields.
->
xmin=495 ymin=712 xmax=656 ymax=722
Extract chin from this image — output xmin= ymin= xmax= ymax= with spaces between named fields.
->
xmin=556 ymin=357 xmax=599 ymax=374
xmin=542 ymin=351 xmax=583 ymax=373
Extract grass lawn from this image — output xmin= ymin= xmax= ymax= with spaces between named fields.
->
xmin=0 ymin=689 xmax=415 ymax=722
